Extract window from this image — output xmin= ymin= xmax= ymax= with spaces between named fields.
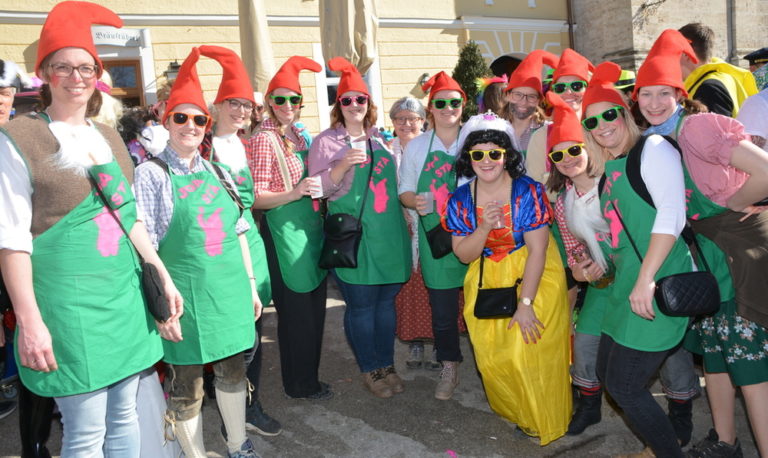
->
xmin=103 ymin=60 xmax=144 ymax=107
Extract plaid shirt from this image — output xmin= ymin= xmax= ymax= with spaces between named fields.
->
xmin=553 ymin=182 xmax=587 ymax=268
xmin=134 ymin=146 xmax=248 ymax=249
xmin=247 ymin=118 xmax=307 ymax=197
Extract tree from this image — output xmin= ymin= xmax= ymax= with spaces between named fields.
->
xmin=452 ymin=40 xmax=493 ymax=121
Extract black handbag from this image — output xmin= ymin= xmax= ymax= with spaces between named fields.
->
xmin=89 ymin=175 xmax=170 ymax=323
xmin=319 ymin=213 xmax=364 ymax=269
xmin=471 ymin=179 xmax=523 ymax=319
xmin=319 ymin=140 xmax=374 ymax=269
xmin=422 ymin=219 xmax=453 ymax=259
xmin=609 ymin=202 xmax=720 ymax=317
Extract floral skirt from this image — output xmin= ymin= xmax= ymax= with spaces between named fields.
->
xmin=685 ymin=298 xmax=768 ymax=386
xmin=395 ymin=266 xmax=466 ymax=342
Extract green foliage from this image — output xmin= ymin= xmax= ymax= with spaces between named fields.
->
xmin=452 ymin=40 xmax=493 ymax=121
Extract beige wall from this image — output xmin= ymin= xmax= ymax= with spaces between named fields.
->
xmin=1 ymin=0 xmax=571 ymax=133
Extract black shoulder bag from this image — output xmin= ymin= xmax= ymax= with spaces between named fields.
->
xmin=472 ymin=179 xmax=523 ymax=319
xmin=608 ymin=202 xmax=719 ymax=317
xmin=318 ymin=139 xmax=374 ymax=269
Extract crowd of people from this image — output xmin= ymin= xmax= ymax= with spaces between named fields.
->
xmin=1 ymin=1 xmax=768 ymax=457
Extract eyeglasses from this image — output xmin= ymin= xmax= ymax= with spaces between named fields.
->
xmin=552 ymin=80 xmax=587 ymax=94
xmin=49 ymin=63 xmax=98 ymax=79
xmin=169 ymin=112 xmax=210 ymax=127
xmin=469 ymin=149 xmax=505 ymax=162
xmin=227 ymin=99 xmax=254 ymax=111
xmin=338 ymin=95 xmax=369 ymax=106
xmin=548 ymin=144 xmax=585 ymax=163
xmin=270 ymin=95 xmax=302 ymax=106
xmin=582 ymin=106 xmax=624 ymax=130
xmin=393 ymin=116 xmax=423 ymax=125
xmin=431 ymin=98 xmax=463 ymax=110
xmin=507 ymin=91 xmax=540 ymax=103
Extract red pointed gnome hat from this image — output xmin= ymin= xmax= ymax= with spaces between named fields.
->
xmin=505 ymin=50 xmax=559 ymax=95
xmin=199 ymin=45 xmax=254 ymax=104
xmin=421 ymin=71 xmax=466 ymax=104
xmin=266 ymin=56 xmax=322 ymax=96
xmin=552 ymin=48 xmax=595 ymax=83
xmin=582 ymin=62 xmax=628 ymax=116
xmin=163 ymin=47 xmax=211 ymax=130
xmin=546 ymin=91 xmax=584 ymax=152
xmin=328 ymin=57 xmax=369 ymax=97
xmin=36 ymin=1 xmax=123 ymax=77
xmin=633 ymin=29 xmax=698 ymax=99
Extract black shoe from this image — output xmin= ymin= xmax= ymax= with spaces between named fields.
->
xmin=566 ymin=389 xmax=602 ymax=435
xmin=687 ymin=429 xmax=743 ymax=457
xmin=668 ymin=398 xmax=693 ymax=447
xmin=285 ymin=382 xmax=334 ymax=401
xmin=0 ymin=400 xmax=16 ymax=420
xmin=246 ymin=400 xmax=282 ymax=436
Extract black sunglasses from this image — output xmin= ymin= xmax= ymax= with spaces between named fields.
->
xmin=170 ymin=112 xmax=210 ymax=127
xmin=338 ymin=95 xmax=369 ymax=106
xmin=582 ymin=106 xmax=624 ymax=130
xmin=548 ymin=144 xmax=584 ymax=163
xmin=552 ymin=80 xmax=587 ymax=94
xmin=270 ymin=95 xmax=302 ymax=106
xmin=432 ymin=98 xmax=463 ymax=109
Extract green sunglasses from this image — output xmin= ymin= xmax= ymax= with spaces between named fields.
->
xmin=552 ymin=80 xmax=587 ymax=94
xmin=582 ymin=106 xmax=624 ymax=130
xmin=432 ymin=98 xmax=463 ymax=109
xmin=270 ymin=94 xmax=303 ymax=106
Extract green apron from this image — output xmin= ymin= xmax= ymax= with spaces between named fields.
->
xmin=213 ymin=160 xmax=272 ymax=305
xmin=158 ymin=159 xmax=255 ymax=364
xmin=21 ymin=160 xmax=162 ymax=397
xmin=600 ymin=154 xmax=691 ymax=351
xmin=416 ymin=131 xmax=467 ymax=289
xmin=263 ymin=149 xmax=326 ymax=293
xmin=330 ymin=142 xmax=411 ymax=285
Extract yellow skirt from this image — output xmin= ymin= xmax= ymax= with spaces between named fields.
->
xmin=463 ymin=235 xmax=572 ymax=446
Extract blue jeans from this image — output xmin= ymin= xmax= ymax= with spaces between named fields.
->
xmin=596 ymin=334 xmax=684 ymax=458
xmin=333 ymin=273 xmax=402 ymax=373
xmin=55 ymin=373 xmax=141 ymax=458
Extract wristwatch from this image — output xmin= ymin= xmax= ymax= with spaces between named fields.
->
xmin=519 ymin=297 xmax=533 ymax=307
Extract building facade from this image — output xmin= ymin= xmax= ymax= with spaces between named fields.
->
xmin=0 ymin=0 xmax=571 ymax=133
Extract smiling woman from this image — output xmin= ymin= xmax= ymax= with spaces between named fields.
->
xmin=582 ymin=60 xmax=696 ymax=458
xmin=443 ymin=111 xmax=571 ymax=445
xmin=0 ymin=2 xmax=176 ymax=455
xmin=309 ymin=57 xmax=411 ymax=399
xmin=396 ymin=74 xmax=468 ymax=401
xmin=133 ymin=46 xmax=260 ymax=457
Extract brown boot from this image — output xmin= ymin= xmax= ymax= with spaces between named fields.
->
xmin=362 ymin=369 xmax=393 ymax=399
xmin=434 ymin=361 xmax=459 ymax=400
xmin=382 ymin=366 xmax=405 ymax=394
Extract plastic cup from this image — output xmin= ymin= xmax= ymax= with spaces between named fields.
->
xmin=307 ymin=176 xmax=323 ymax=199
xmin=491 ymin=201 xmax=504 ymax=228
xmin=350 ymin=140 xmax=367 ymax=152
xmin=418 ymin=192 xmax=434 ymax=215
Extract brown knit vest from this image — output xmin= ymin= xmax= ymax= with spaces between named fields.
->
xmin=2 ymin=113 xmax=136 ymax=239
